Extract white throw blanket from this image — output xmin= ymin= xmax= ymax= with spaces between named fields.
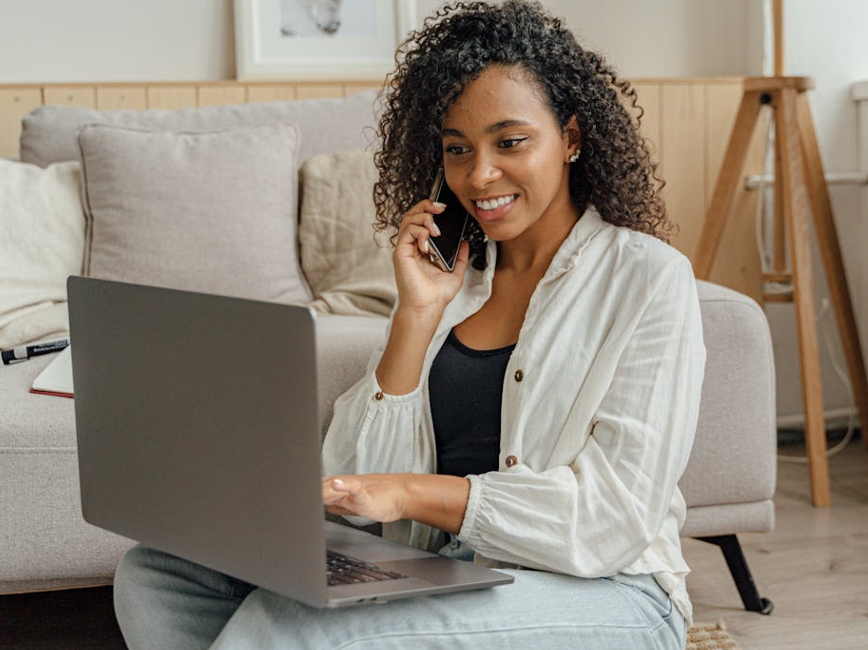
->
xmin=0 ymin=159 xmax=85 ymax=349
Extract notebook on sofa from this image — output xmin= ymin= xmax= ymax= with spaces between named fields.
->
xmin=30 ymin=345 xmax=74 ymax=397
xmin=67 ymin=276 xmax=513 ymax=608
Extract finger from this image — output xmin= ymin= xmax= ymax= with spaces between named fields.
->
xmin=322 ymin=488 xmax=346 ymax=505
xmin=322 ymin=477 xmax=350 ymax=502
xmin=403 ymin=224 xmax=431 ymax=255
xmin=400 ymin=212 xmax=434 ymax=235
xmin=412 ymin=199 xmax=446 ymax=216
xmin=401 ymin=200 xmax=445 ymax=227
xmin=329 ymin=477 xmax=358 ymax=494
xmin=322 ymin=482 xmax=347 ymax=500
xmin=451 ymin=241 xmax=471 ymax=273
xmin=399 ymin=221 xmax=437 ymax=252
xmin=421 ymin=212 xmax=442 ymax=238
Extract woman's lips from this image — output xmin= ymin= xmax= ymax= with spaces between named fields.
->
xmin=473 ymin=195 xmax=517 ymax=223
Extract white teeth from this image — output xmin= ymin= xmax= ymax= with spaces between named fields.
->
xmin=475 ymin=194 xmax=516 ymax=210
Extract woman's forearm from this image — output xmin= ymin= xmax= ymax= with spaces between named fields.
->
xmin=323 ymin=473 xmax=471 ymax=534
xmin=375 ymin=305 xmax=442 ymax=395
xmin=401 ymin=473 xmax=471 ymax=534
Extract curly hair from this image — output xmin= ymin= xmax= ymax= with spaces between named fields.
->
xmin=372 ymin=0 xmax=673 ymax=265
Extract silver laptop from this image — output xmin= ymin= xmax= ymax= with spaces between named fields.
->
xmin=67 ymin=276 xmax=513 ymax=608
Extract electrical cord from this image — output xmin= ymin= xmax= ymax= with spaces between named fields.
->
xmin=751 ymin=116 xmax=859 ymax=463
xmin=776 ymin=296 xmax=858 ymax=462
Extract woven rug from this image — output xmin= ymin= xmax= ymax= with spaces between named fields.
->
xmin=687 ymin=622 xmax=743 ymax=650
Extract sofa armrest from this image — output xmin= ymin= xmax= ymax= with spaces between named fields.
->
xmin=679 ymin=281 xmax=777 ymax=510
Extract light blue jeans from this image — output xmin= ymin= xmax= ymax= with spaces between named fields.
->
xmin=114 ymin=543 xmax=686 ymax=650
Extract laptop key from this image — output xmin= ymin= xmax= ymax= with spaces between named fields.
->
xmin=326 ymin=551 xmax=408 ymax=586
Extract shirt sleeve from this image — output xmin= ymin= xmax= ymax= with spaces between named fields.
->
xmin=457 ymin=256 xmax=707 ymax=577
xmin=320 ymin=322 xmax=434 ymax=480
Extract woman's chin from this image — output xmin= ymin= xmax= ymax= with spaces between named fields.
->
xmin=478 ymin=221 xmax=520 ymax=242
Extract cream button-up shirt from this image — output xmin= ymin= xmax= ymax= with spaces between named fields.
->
xmin=322 ymin=207 xmax=706 ymax=625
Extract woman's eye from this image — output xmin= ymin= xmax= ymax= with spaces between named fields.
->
xmin=444 ymin=144 xmax=468 ymax=156
xmin=500 ymin=137 xmax=527 ymax=149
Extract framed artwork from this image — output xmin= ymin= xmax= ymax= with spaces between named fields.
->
xmin=234 ymin=0 xmax=417 ymax=80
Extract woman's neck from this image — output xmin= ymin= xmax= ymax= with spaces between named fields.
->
xmin=496 ymin=198 xmax=582 ymax=274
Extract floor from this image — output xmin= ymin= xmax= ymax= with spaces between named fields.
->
xmin=0 ymin=585 xmax=122 ymax=650
xmin=684 ymin=438 xmax=868 ymax=650
xmin=2 ymin=440 xmax=867 ymax=650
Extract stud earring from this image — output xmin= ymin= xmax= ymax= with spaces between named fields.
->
xmin=569 ymin=149 xmax=580 ymax=163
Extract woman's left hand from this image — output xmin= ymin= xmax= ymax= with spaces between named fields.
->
xmin=322 ymin=474 xmax=409 ymax=523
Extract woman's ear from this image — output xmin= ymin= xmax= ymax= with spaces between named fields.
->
xmin=563 ymin=115 xmax=581 ymax=162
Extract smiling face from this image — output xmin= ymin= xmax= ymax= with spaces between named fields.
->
xmin=440 ymin=65 xmax=580 ymax=245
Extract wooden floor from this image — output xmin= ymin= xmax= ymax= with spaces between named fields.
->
xmin=2 ymin=440 xmax=866 ymax=650
xmin=684 ymin=439 xmax=868 ymax=650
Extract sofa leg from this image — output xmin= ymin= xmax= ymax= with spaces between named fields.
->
xmin=696 ymin=535 xmax=774 ymax=615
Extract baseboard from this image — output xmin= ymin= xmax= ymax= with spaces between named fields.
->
xmin=0 ymin=578 xmax=113 ymax=596
xmin=776 ymin=406 xmax=858 ymax=429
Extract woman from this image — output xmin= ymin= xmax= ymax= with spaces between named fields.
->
xmin=114 ymin=2 xmax=705 ymax=648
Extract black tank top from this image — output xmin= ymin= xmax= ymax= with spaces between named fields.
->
xmin=428 ymin=329 xmax=516 ymax=477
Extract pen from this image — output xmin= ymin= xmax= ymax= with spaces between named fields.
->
xmin=1 ymin=338 xmax=70 ymax=365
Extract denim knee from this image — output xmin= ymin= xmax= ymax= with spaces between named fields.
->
xmin=114 ymin=544 xmax=257 ymax=650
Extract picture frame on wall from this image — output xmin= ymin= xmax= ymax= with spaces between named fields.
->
xmin=234 ymin=0 xmax=417 ymax=80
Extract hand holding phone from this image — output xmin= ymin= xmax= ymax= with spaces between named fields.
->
xmin=426 ymin=169 xmax=470 ymax=272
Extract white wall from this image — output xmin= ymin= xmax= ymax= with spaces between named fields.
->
xmin=0 ymin=0 xmax=758 ymax=83
xmin=416 ymin=0 xmax=762 ymax=78
xmin=765 ymin=0 xmax=868 ymax=426
xmin=0 ymin=0 xmax=237 ymax=82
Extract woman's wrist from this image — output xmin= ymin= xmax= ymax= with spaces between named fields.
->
xmin=399 ymin=474 xmax=471 ymax=534
xmin=393 ymin=301 xmax=446 ymax=326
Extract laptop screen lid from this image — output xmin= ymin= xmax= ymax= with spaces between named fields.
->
xmin=68 ymin=276 xmax=330 ymax=605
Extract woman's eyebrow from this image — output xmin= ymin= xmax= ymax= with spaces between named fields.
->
xmin=441 ymin=119 xmax=533 ymax=139
xmin=487 ymin=119 xmax=532 ymax=133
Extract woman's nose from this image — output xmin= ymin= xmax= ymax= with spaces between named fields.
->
xmin=467 ymin=153 xmax=502 ymax=189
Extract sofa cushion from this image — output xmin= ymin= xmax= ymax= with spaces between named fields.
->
xmin=77 ymin=122 xmax=310 ymax=304
xmin=299 ymin=150 xmax=396 ymax=317
xmin=20 ymin=91 xmax=380 ymax=169
xmin=0 ymin=159 xmax=85 ymax=349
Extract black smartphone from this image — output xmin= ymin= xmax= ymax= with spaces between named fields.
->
xmin=427 ymin=169 xmax=470 ymax=272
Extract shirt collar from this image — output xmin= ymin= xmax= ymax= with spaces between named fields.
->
xmin=443 ymin=206 xmax=609 ymax=332
xmin=480 ymin=204 xmax=608 ymax=283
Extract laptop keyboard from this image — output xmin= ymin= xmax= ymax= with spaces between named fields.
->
xmin=326 ymin=550 xmax=408 ymax=586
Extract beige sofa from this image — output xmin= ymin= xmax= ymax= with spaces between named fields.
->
xmin=0 ymin=91 xmax=775 ymax=614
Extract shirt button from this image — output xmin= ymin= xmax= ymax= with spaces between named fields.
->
xmin=505 ymin=455 xmax=518 ymax=467
xmin=374 ymin=391 xmax=384 ymax=401
xmin=514 ymin=369 xmax=524 ymax=382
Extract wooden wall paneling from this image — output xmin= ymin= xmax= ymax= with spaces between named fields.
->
xmin=43 ymin=86 xmax=97 ymax=108
xmin=631 ymin=82 xmax=662 ymax=163
xmin=0 ymin=88 xmax=42 ymax=158
xmin=659 ymin=82 xmax=706 ymax=259
xmin=146 ymin=85 xmax=197 ymax=109
xmin=246 ymin=84 xmax=297 ymax=103
xmin=705 ymin=82 xmax=766 ymax=302
xmin=96 ymin=87 xmax=147 ymax=110
xmin=197 ymin=85 xmax=247 ymax=107
xmin=295 ymin=84 xmax=344 ymax=100
xmin=0 ymin=77 xmax=761 ymax=292
xmin=343 ymin=82 xmax=383 ymax=97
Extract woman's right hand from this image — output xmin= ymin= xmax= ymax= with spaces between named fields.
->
xmin=392 ymin=200 xmax=470 ymax=317
xmin=374 ymin=201 xmax=470 ymax=395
